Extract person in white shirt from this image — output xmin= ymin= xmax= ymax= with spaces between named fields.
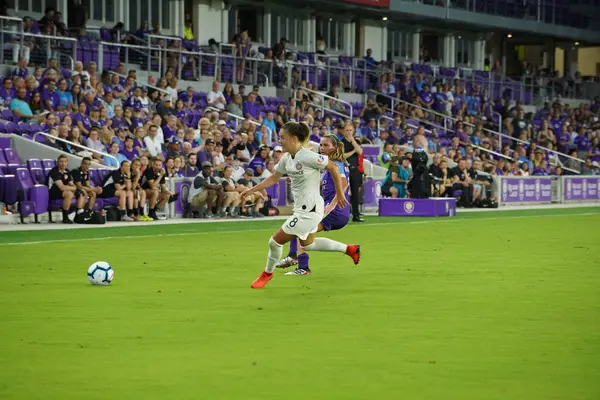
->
xmin=260 ymin=159 xmax=276 ymax=179
xmin=231 ymin=158 xmax=245 ymax=182
xmin=207 ymin=80 xmax=227 ymax=111
xmin=241 ymin=122 xmax=359 ymax=289
xmin=144 ymin=124 xmax=163 ymax=158
xmin=165 ymin=77 xmax=179 ymax=103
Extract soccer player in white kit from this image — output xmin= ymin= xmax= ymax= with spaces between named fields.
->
xmin=241 ymin=122 xmax=361 ymax=289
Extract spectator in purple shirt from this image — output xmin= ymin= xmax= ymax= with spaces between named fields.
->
xmin=197 ymin=138 xmax=215 ymax=165
xmin=417 ymin=84 xmax=434 ymax=111
xmin=74 ymin=102 xmax=92 ymax=135
xmin=573 ymin=129 xmax=591 ymax=159
xmin=162 ymin=115 xmax=178 ymax=143
xmin=121 ymin=136 xmax=140 ymax=161
xmin=243 ymin=93 xmax=260 ymax=121
xmin=183 ymin=153 xmax=200 ymax=177
xmin=41 ymin=80 xmax=60 ymax=112
xmin=12 ymin=57 xmax=29 ymax=79
xmin=248 ymin=146 xmax=269 ymax=176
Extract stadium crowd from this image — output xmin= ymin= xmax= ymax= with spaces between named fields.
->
xmin=1 ymin=6 xmax=599 ymax=221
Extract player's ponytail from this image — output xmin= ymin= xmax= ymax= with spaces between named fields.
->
xmin=324 ymin=134 xmax=346 ymax=163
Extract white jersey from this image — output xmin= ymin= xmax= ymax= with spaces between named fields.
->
xmin=275 ymin=147 xmax=328 ymax=214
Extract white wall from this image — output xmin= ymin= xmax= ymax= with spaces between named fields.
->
xmin=193 ymin=0 xmax=228 ymax=46
xmin=359 ymin=21 xmax=387 ymax=61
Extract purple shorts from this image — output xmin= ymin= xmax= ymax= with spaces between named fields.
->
xmin=321 ymin=209 xmax=349 ymax=232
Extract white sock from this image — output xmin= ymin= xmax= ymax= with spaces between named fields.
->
xmin=302 ymin=238 xmax=347 ymax=253
xmin=76 ymin=209 xmax=84 ymax=214
xmin=265 ymin=237 xmax=283 ymax=273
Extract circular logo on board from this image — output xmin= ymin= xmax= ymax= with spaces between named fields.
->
xmin=404 ymin=201 xmax=414 ymax=214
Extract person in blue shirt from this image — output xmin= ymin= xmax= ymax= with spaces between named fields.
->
xmin=10 ymin=88 xmax=34 ymax=120
xmin=104 ymin=141 xmax=128 ymax=167
xmin=381 ymin=156 xmax=411 ymax=198
xmin=363 ymin=48 xmax=377 ymax=69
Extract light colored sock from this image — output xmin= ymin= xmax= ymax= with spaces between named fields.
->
xmin=302 ymin=238 xmax=347 ymax=253
xmin=265 ymin=237 xmax=283 ymax=273
xmin=77 ymin=209 xmax=84 ymax=214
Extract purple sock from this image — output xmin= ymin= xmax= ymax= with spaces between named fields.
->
xmin=298 ymin=253 xmax=310 ymax=270
xmin=289 ymin=239 xmax=298 ymax=257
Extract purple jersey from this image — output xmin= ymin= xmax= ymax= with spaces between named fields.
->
xmin=321 ymin=160 xmax=350 ymax=231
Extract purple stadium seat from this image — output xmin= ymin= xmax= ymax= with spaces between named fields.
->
xmin=3 ymin=148 xmax=21 ymax=174
xmin=27 ymin=159 xmax=42 ymax=170
xmin=2 ymin=173 xmax=17 ymax=205
xmin=15 ymin=167 xmax=47 ymax=221
xmin=0 ymin=168 xmax=4 ymax=201
xmin=0 ymin=150 xmax=7 ymax=173
xmin=42 ymin=159 xmax=56 ymax=175
xmin=17 ymin=121 xmax=31 ymax=135
xmin=29 ymin=168 xmax=45 ymax=185
xmin=1 ymin=109 xmax=14 ymax=121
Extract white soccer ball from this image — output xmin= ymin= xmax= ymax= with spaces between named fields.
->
xmin=87 ymin=261 xmax=114 ymax=286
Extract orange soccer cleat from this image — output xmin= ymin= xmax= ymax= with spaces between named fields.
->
xmin=250 ymin=271 xmax=274 ymax=289
xmin=345 ymin=245 xmax=361 ymax=265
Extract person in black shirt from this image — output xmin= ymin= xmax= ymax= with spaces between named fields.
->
xmin=341 ymin=122 xmax=364 ymax=222
xmin=142 ymin=157 xmax=174 ymax=220
xmin=101 ymin=160 xmax=135 ymax=221
xmin=188 ymin=161 xmax=224 ymax=218
xmin=47 ymin=155 xmax=86 ymax=224
xmin=450 ymin=158 xmax=473 ymax=207
xmin=130 ymin=158 xmax=151 ymax=221
xmin=72 ymin=157 xmax=102 ymax=216
xmin=237 ymin=168 xmax=265 ymax=218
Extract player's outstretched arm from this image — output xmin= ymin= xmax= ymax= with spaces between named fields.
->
xmin=325 ymin=161 xmax=348 ymax=209
xmin=240 ymin=171 xmax=283 ymax=200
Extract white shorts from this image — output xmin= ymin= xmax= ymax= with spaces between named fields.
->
xmin=282 ymin=207 xmax=324 ymax=241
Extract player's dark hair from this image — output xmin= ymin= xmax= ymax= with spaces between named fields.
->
xmin=81 ymin=157 xmax=92 ymax=164
xmin=57 ymin=154 xmax=68 ymax=161
xmin=282 ymin=121 xmax=310 ymax=143
xmin=323 ymin=134 xmax=346 ymax=163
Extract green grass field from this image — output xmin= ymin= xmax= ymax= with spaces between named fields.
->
xmin=1 ymin=207 xmax=599 ymax=400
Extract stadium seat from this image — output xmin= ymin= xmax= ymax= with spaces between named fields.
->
xmin=2 ymin=148 xmax=21 ymax=174
xmin=15 ymin=168 xmax=46 ymax=223
xmin=42 ymin=159 xmax=56 ymax=176
xmin=27 ymin=159 xmax=43 ymax=170
xmin=29 ymin=168 xmax=45 ymax=185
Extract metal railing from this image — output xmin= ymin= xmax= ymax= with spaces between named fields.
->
xmin=98 ymin=41 xmax=162 ymax=75
xmin=299 ymin=87 xmax=353 ymax=120
xmin=0 ymin=16 xmax=78 ymax=67
xmin=107 ymin=70 xmax=170 ymax=97
xmin=205 ymin=106 xmax=274 ymax=140
xmin=33 ymin=132 xmax=118 ymax=167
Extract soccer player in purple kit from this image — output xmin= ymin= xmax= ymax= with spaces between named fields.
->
xmin=277 ymin=134 xmax=352 ymax=275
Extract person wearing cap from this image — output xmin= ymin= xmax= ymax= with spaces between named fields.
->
xmin=237 ymin=168 xmax=266 ymax=218
xmin=166 ymin=136 xmax=182 ymax=159
xmin=187 ymin=161 xmax=224 ymax=218
xmin=87 ymin=106 xmax=103 ymax=128
xmin=197 ymin=138 xmax=214 ymax=166
xmin=272 ymin=145 xmax=284 ymax=164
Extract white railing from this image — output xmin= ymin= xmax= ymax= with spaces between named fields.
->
xmin=204 ymin=106 xmax=274 ymax=140
xmin=107 ymin=70 xmax=170 ymax=97
xmin=300 ymin=87 xmax=353 ymax=120
xmin=33 ymin=132 xmax=118 ymax=168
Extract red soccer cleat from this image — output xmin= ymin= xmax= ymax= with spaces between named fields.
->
xmin=345 ymin=245 xmax=361 ymax=265
xmin=250 ymin=271 xmax=274 ymax=289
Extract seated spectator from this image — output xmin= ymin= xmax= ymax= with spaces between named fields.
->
xmin=197 ymin=138 xmax=215 ymax=165
xmin=237 ymin=168 xmax=266 ymax=218
xmin=100 ymin=160 xmax=135 ymax=221
xmin=47 ymin=155 xmax=86 ymax=224
xmin=207 ymin=80 xmax=227 ymax=111
xmin=187 ymin=161 xmax=224 ymax=218
xmin=248 ymin=146 xmax=269 ymax=176
xmin=0 ymin=77 xmax=15 ymax=109
xmin=260 ymin=159 xmax=276 ymax=179
xmin=121 ymin=136 xmax=140 ymax=161
xmin=243 ymin=92 xmax=260 ymax=121
xmin=450 ymin=158 xmax=473 ymax=207
xmin=142 ymin=158 xmax=175 ymax=220
xmin=129 ymin=158 xmax=152 ymax=221
xmin=381 ymin=157 xmax=411 ymax=198
xmin=104 ymin=141 xmax=128 ymax=167
xmin=165 ymin=157 xmax=183 ymax=178
xmin=71 ymin=157 xmax=102 ymax=217
xmin=144 ymin=125 xmax=163 ymax=159
xmin=183 ymin=153 xmax=200 ymax=177
xmin=213 ymin=142 xmax=225 ymax=170
xmin=220 ymin=165 xmax=242 ymax=217
xmin=223 ymin=83 xmax=234 ymax=104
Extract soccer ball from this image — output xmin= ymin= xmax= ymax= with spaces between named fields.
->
xmin=87 ymin=261 xmax=114 ymax=286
